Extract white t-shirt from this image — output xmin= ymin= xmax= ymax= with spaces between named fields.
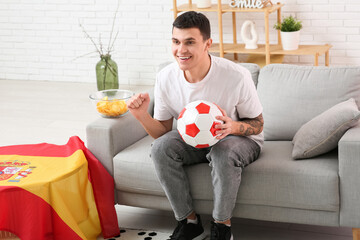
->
xmin=154 ymin=55 xmax=264 ymax=147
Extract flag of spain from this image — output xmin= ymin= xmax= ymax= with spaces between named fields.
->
xmin=0 ymin=136 xmax=120 ymax=240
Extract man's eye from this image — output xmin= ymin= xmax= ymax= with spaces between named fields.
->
xmin=173 ymin=40 xmax=180 ymax=44
xmin=187 ymin=41 xmax=195 ymax=45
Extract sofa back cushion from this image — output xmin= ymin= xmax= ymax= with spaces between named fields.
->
xmin=257 ymin=64 xmax=360 ymax=140
xmin=238 ymin=63 xmax=260 ymax=87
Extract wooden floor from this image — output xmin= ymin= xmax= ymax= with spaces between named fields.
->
xmin=0 ymin=79 xmax=353 ymax=240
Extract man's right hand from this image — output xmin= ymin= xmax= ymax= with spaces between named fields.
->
xmin=126 ymin=93 xmax=150 ymax=120
xmin=126 ymin=92 xmax=173 ymax=139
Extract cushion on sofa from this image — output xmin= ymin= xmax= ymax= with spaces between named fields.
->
xmin=257 ymin=64 xmax=360 ymax=141
xmin=292 ymin=98 xmax=360 ymax=159
xmin=238 ymin=63 xmax=260 ymax=87
xmin=114 ymin=137 xmax=339 ymax=212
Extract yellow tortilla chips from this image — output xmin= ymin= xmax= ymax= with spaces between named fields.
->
xmin=96 ymin=97 xmax=128 ymax=117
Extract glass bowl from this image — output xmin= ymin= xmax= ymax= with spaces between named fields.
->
xmin=89 ymin=89 xmax=134 ymax=118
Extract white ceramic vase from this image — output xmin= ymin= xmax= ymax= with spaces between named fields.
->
xmin=240 ymin=20 xmax=259 ymax=49
xmin=197 ymin=0 xmax=212 ymax=8
xmin=280 ymin=30 xmax=300 ymax=51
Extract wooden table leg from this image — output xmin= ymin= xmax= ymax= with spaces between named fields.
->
xmin=353 ymin=228 xmax=360 ymax=240
xmin=264 ymin=11 xmax=270 ymax=65
xmin=325 ymin=50 xmax=329 ymax=66
xmin=314 ymin=53 xmax=319 ymax=66
xmin=217 ymin=0 xmax=224 ymax=58
xmin=232 ymin=12 xmax=238 ymax=61
xmin=173 ymin=0 xmax=178 ymax=20
xmin=277 ymin=3 xmax=282 ymax=46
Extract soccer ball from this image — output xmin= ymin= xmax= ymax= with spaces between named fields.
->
xmin=177 ymin=100 xmax=223 ymax=148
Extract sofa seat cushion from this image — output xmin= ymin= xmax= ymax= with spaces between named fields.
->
xmin=238 ymin=141 xmax=339 ymax=212
xmin=114 ymin=137 xmax=339 ymax=212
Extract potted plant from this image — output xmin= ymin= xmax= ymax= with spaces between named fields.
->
xmin=274 ymin=15 xmax=302 ymax=51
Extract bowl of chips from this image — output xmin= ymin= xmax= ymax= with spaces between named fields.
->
xmin=89 ymin=89 xmax=134 ymax=118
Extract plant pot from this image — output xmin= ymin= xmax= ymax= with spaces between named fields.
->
xmin=197 ymin=0 xmax=212 ymax=8
xmin=280 ymin=30 xmax=300 ymax=51
xmin=96 ymin=54 xmax=119 ymax=91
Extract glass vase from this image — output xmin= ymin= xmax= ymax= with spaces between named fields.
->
xmin=96 ymin=54 xmax=119 ymax=91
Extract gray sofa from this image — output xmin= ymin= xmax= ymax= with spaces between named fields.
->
xmin=86 ymin=64 xmax=360 ymax=238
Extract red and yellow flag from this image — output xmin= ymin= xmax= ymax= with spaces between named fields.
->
xmin=0 ymin=136 xmax=120 ymax=240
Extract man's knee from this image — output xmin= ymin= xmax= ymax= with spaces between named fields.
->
xmin=207 ymin=136 xmax=259 ymax=169
xmin=151 ymin=134 xmax=168 ymax=160
xmin=150 ymin=130 xmax=180 ymax=162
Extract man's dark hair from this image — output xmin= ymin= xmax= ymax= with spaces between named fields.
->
xmin=173 ymin=11 xmax=211 ymax=40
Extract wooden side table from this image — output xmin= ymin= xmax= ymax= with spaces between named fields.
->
xmin=172 ymin=0 xmax=332 ymax=66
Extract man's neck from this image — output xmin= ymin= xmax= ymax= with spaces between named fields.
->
xmin=184 ymin=55 xmax=211 ymax=83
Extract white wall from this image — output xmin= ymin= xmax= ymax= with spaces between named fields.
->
xmin=0 ymin=0 xmax=359 ymax=85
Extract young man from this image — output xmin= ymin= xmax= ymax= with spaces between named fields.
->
xmin=127 ymin=11 xmax=264 ymax=240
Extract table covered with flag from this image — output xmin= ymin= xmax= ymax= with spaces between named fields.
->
xmin=0 ymin=136 xmax=120 ymax=240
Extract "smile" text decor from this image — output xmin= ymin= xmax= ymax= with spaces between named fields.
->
xmin=229 ymin=0 xmax=264 ymax=9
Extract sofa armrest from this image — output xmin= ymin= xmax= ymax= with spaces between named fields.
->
xmin=339 ymin=122 xmax=360 ymax=228
xmin=86 ymin=88 xmax=154 ymax=176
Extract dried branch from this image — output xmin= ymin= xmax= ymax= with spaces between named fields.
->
xmin=108 ymin=29 xmax=119 ymax=55
xmin=107 ymin=0 xmax=120 ymax=53
xmin=79 ymin=22 xmax=102 ymax=55
xmin=77 ymin=2 xmax=120 ymax=61
xmin=71 ymin=50 xmax=99 ymax=62
xmin=99 ymin=33 xmax=103 ymax=55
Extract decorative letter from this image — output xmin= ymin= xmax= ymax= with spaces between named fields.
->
xmin=256 ymin=0 xmax=264 ymax=8
xmin=229 ymin=0 xmax=237 ymax=8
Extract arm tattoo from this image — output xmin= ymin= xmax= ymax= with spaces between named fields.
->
xmin=239 ymin=124 xmax=245 ymax=133
xmin=239 ymin=114 xmax=264 ymax=136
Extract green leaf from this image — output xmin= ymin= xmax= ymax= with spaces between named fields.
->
xmin=273 ymin=15 xmax=302 ymax=32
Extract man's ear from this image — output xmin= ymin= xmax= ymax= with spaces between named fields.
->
xmin=205 ymin=38 xmax=213 ymax=50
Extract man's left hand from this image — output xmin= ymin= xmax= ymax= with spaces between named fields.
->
xmin=214 ymin=105 xmax=234 ymax=140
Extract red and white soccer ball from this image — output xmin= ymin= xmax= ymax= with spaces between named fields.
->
xmin=177 ymin=100 xmax=223 ymax=148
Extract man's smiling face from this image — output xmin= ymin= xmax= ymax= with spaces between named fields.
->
xmin=172 ymin=27 xmax=212 ymax=72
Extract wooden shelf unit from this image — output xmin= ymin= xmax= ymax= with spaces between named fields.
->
xmin=172 ymin=0 xmax=332 ymax=66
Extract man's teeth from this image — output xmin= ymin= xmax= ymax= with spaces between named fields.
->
xmin=179 ymin=56 xmax=191 ymax=60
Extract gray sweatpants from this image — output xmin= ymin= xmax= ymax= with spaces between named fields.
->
xmin=151 ymin=130 xmax=261 ymax=222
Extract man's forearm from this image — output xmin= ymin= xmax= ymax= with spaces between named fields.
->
xmin=137 ymin=112 xmax=170 ymax=139
xmin=232 ymin=114 xmax=264 ymax=136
